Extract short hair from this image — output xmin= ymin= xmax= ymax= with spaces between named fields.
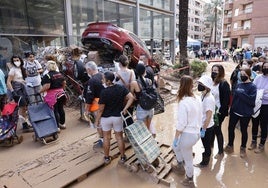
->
xmin=104 ymin=71 xmax=115 ymax=82
xmin=25 ymin=52 xmax=35 ymax=58
xmin=135 ymin=63 xmax=146 ymax=76
xmin=47 ymin=60 xmax=58 ymax=71
xmin=118 ymin=55 xmax=129 ymax=67
xmin=85 ymin=61 xmax=97 ymax=71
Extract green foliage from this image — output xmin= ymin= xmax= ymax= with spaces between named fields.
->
xmin=172 ymin=63 xmax=188 ymax=78
xmin=173 ymin=63 xmax=184 ymax=69
xmin=190 ymin=59 xmax=207 ymax=77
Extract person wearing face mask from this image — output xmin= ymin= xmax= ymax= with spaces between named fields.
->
xmin=138 ymin=54 xmax=156 ymax=86
xmin=224 ymin=68 xmax=257 ymax=158
xmin=83 ymin=61 xmax=104 ymax=148
xmin=6 ymin=55 xmax=32 ymax=132
xmin=237 ymin=60 xmax=257 ymax=84
xmin=210 ymin=64 xmax=231 ymax=158
xmin=24 ymin=52 xmax=43 ymax=104
xmin=95 ymin=71 xmax=134 ymax=165
xmin=248 ymin=61 xmax=268 ymax=153
xmin=171 ymin=75 xmax=202 ymax=187
xmin=195 ymin=75 xmax=215 ymax=168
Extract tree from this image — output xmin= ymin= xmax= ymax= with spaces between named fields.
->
xmin=179 ymin=0 xmax=189 ymax=75
xmin=205 ymin=0 xmax=223 ymax=47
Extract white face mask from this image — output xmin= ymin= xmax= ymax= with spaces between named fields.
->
xmin=14 ymin=61 xmax=21 ymax=67
xmin=138 ymin=60 xmax=144 ymax=65
xmin=102 ymin=83 xmax=107 ymax=88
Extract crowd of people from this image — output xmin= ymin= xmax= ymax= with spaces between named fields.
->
xmin=1 ymin=45 xmax=268 ymax=187
xmin=171 ymin=47 xmax=268 ymax=187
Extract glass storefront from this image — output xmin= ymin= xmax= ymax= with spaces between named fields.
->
xmin=0 ymin=0 xmax=66 ymax=58
xmin=0 ymin=0 xmax=175 ymax=63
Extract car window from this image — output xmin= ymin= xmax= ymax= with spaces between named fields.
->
xmin=129 ymin=33 xmax=150 ymax=54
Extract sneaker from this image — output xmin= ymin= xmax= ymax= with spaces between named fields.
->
xmin=248 ymin=141 xmax=257 ymax=150
xmin=171 ymin=160 xmax=185 ymax=175
xmin=118 ymin=155 xmax=127 ymax=165
xmin=93 ymin=139 xmax=103 ymax=148
xmin=254 ymin=144 xmax=264 ymax=153
xmin=22 ymin=122 xmax=33 ymax=133
xmin=214 ymin=152 xmax=224 ymax=159
xmin=104 ymin=156 xmax=111 ymax=165
xmin=224 ymin=145 xmax=234 ymax=154
xmin=57 ymin=128 xmax=61 ymax=133
xmin=240 ymin=147 xmax=246 ymax=158
xmin=59 ymin=124 xmax=66 ymax=129
xmin=181 ymin=176 xmax=195 ymax=187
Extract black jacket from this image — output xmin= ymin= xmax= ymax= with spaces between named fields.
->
xmin=219 ymin=80 xmax=231 ymax=117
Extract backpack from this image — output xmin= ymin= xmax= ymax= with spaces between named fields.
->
xmin=138 ymin=78 xmax=158 ymax=110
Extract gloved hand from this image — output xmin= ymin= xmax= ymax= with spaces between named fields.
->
xmin=200 ymin=128 xmax=206 ymax=138
xmin=173 ymin=138 xmax=178 ymax=147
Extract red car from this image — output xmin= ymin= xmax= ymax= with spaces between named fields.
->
xmin=81 ymin=22 xmax=159 ymax=70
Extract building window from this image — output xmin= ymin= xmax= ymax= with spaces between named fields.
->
xmin=243 ymin=20 xmax=251 ymax=30
xmin=234 ymin=8 xmax=239 ymax=16
xmin=244 ymin=4 xmax=253 ymax=14
xmin=233 ymin=22 xmax=238 ymax=30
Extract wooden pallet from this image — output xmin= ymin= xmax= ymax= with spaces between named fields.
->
xmin=122 ymin=143 xmax=175 ymax=186
xmin=0 ymin=133 xmax=130 ymax=188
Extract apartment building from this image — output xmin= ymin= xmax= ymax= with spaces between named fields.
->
xmin=175 ymin=0 xmax=206 ymax=42
xmin=222 ymin=0 xmax=268 ymax=49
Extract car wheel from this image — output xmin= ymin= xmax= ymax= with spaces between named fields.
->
xmin=73 ymin=60 xmax=86 ymax=81
xmin=123 ymin=44 xmax=133 ymax=62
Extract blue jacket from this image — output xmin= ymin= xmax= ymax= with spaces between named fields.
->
xmin=230 ymin=82 xmax=256 ymax=117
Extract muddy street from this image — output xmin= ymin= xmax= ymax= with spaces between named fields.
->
xmin=74 ymin=102 xmax=268 ymax=188
xmin=1 ymin=61 xmax=268 ymax=188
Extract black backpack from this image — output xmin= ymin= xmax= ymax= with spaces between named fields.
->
xmin=138 ymin=78 xmax=157 ymax=110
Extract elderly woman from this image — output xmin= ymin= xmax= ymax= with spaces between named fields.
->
xmin=40 ymin=61 xmax=67 ymax=130
xmin=95 ymin=71 xmax=134 ymax=165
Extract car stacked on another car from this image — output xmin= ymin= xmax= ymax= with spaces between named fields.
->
xmin=81 ymin=22 xmax=159 ymax=71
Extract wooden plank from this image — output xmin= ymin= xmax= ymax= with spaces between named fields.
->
xmin=0 ymin=174 xmax=30 ymax=188
xmin=35 ymin=153 xmax=104 ymax=188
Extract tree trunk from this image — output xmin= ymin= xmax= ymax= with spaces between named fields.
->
xmin=209 ymin=21 xmax=214 ymax=47
xmin=179 ymin=0 xmax=189 ymax=75
xmin=214 ymin=7 xmax=217 ymax=47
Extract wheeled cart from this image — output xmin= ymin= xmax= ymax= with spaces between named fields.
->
xmin=28 ymin=95 xmax=59 ymax=144
xmin=121 ymin=111 xmax=164 ymax=173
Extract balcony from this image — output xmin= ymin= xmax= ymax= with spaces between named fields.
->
xmin=223 ymin=29 xmax=231 ymax=37
xmin=240 ymin=0 xmax=253 ymax=5
xmin=235 ymin=11 xmax=252 ymax=21
xmin=233 ymin=27 xmax=251 ymax=36
xmin=224 ymin=17 xmax=232 ymax=24
xmin=224 ymin=2 xmax=233 ymax=10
